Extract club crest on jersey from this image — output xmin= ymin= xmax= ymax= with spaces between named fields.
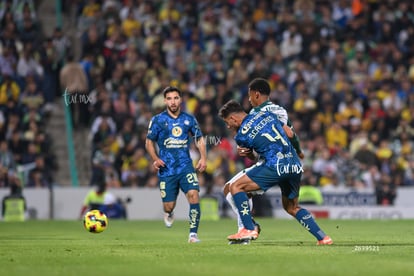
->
xmin=172 ymin=126 xmax=182 ymax=137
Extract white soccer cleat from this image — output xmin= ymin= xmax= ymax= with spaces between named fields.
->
xmin=188 ymin=233 xmax=201 ymax=243
xmin=164 ymin=212 xmax=174 ymax=228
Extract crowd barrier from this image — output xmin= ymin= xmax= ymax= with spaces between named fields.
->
xmin=1 ymin=186 xmax=414 ymax=220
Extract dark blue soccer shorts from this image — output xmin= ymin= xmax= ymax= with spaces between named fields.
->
xmin=158 ymin=170 xmax=200 ymax=202
xmin=246 ymin=162 xmax=302 ymax=199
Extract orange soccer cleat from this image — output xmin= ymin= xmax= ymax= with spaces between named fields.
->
xmin=317 ymin=236 xmax=333 ymax=245
xmin=227 ymin=228 xmax=259 ymax=241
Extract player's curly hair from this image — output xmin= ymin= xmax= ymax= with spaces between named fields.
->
xmin=218 ymin=100 xmax=244 ymax=119
xmin=248 ymin=78 xmax=271 ymax=95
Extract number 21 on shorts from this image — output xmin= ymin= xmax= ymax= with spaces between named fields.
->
xmin=186 ymin=173 xmax=199 ymax=185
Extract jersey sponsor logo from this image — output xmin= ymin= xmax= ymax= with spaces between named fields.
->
xmin=241 ymin=112 xmax=265 ymax=134
xmin=172 ymin=126 xmax=183 ymax=137
xmin=164 ymin=137 xmax=188 ymax=148
xmin=184 ymin=120 xmax=190 ymax=125
xmin=276 ymin=152 xmax=293 ymax=159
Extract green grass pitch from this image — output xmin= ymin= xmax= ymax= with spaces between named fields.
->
xmin=1 ymin=219 xmax=413 ymax=275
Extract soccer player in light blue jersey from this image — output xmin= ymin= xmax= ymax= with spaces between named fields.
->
xmin=219 ymin=100 xmax=332 ymax=245
xmin=145 ymin=86 xmax=207 ymax=243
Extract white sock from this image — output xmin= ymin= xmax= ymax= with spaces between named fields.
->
xmin=226 ymin=193 xmax=244 ymax=230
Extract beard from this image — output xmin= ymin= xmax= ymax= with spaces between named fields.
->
xmin=167 ymin=105 xmax=180 ymax=114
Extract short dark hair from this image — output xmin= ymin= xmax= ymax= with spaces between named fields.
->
xmin=218 ymin=100 xmax=244 ymax=119
xmin=162 ymin=86 xmax=182 ymax=98
xmin=248 ymin=78 xmax=271 ymax=95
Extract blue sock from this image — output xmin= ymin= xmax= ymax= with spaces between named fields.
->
xmin=232 ymin=192 xmax=255 ymax=230
xmin=295 ymin=208 xmax=326 ymax=240
xmin=189 ymin=203 xmax=200 ymax=233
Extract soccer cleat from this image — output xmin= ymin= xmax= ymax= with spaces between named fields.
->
xmin=188 ymin=233 xmax=201 ymax=243
xmin=228 ymin=239 xmax=251 ymax=245
xmin=228 ymin=228 xmax=244 ymax=240
xmin=164 ymin=212 xmax=174 ymax=228
xmin=227 ymin=228 xmax=259 ymax=241
xmin=317 ymin=236 xmax=333 ymax=245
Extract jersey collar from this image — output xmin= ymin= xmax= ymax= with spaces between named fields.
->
xmin=164 ymin=109 xmax=181 ymax=119
xmin=252 ymin=100 xmax=272 ymax=112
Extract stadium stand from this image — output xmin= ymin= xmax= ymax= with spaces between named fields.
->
xmin=0 ymin=0 xmax=58 ymax=189
xmin=3 ymin=0 xmax=413 ymax=208
xmin=69 ymin=0 xmax=414 ymax=206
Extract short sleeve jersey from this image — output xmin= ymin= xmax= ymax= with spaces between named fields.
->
xmin=146 ymin=110 xmax=203 ymax=177
xmin=235 ymin=111 xmax=300 ymax=167
xmin=250 ymin=100 xmax=288 ymax=125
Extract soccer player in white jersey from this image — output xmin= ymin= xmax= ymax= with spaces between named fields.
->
xmin=224 ymin=78 xmax=304 ymax=243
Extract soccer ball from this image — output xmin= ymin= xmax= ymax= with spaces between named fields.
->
xmin=83 ymin=210 xmax=108 ymax=233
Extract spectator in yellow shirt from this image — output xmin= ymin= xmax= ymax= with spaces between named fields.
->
xmin=0 ymin=75 xmax=20 ymax=105
xmin=325 ymin=122 xmax=348 ymax=149
xmin=122 ymin=9 xmax=141 ymax=38
xmin=158 ymin=0 xmax=180 ymax=26
xmin=82 ymin=0 xmax=100 ymax=18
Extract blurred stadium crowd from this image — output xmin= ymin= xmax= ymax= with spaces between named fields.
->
xmin=2 ymin=0 xmax=414 ymax=206
xmin=0 ymin=0 xmax=60 ymax=188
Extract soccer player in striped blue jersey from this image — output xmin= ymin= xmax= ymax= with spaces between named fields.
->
xmin=219 ymin=100 xmax=332 ymax=245
xmin=145 ymin=86 xmax=207 ymax=243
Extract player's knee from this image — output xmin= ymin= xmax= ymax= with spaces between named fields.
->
xmin=163 ymin=202 xmax=175 ymax=213
xmin=164 ymin=206 xmax=174 ymax=213
xmin=186 ymin=190 xmax=199 ymax=203
xmin=228 ymin=182 xmax=242 ymax=194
